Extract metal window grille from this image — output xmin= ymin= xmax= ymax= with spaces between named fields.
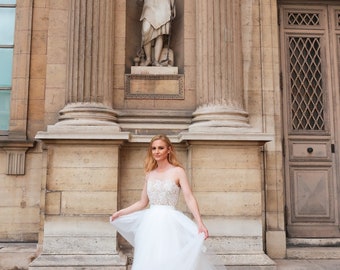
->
xmin=288 ymin=36 xmax=325 ymax=131
xmin=288 ymin=12 xmax=320 ymax=26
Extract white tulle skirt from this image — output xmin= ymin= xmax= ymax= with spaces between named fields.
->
xmin=110 ymin=205 xmax=216 ymax=270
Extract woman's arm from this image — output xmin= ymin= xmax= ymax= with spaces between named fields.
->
xmin=111 ymin=179 xmax=149 ymax=221
xmin=177 ymin=167 xmax=209 ymax=239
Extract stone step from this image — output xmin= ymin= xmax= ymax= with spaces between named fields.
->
xmin=29 ymin=254 xmax=127 ymax=270
xmin=287 ymin=247 xmax=340 ymax=259
xmin=0 ymin=243 xmax=37 ymax=270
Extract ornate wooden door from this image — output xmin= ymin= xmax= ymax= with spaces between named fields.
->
xmin=280 ymin=2 xmax=340 ymax=237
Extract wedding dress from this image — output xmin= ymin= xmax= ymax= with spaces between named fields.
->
xmin=110 ymin=178 xmax=216 ymax=270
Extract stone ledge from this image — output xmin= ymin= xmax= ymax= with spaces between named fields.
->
xmin=209 ymin=253 xmax=276 ymax=268
xmin=287 ymin=247 xmax=340 ymax=259
xmin=131 ymin=66 xmax=178 ymax=75
xmin=29 ymin=254 xmax=127 ymax=269
xmin=35 ymin=126 xmax=130 ymax=141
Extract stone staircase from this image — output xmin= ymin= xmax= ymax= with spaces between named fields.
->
xmin=287 ymin=238 xmax=340 ymax=260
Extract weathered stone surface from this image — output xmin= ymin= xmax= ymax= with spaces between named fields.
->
xmin=0 ymin=0 xmax=290 ymax=268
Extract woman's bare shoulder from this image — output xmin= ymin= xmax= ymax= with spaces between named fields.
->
xmin=173 ymin=166 xmax=185 ymax=174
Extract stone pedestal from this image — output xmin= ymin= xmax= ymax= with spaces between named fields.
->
xmin=30 ymin=129 xmax=130 ymax=269
xmin=180 ymin=133 xmax=275 ymax=268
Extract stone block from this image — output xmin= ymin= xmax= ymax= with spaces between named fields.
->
xmin=184 ymin=38 xmax=196 ymax=65
xmin=120 ymin=147 xmax=146 ymax=169
xmin=119 ymin=190 xmax=142 ymax=209
xmin=192 ymin=168 xmax=261 ymax=192
xmin=45 ymin=192 xmax=61 ymax=215
xmin=43 ymin=235 xmax=116 ymax=255
xmin=30 ymin=54 xmax=47 ymax=78
xmin=206 ymin=236 xmax=264 ymax=253
xmin=0 ymin=207 xmax=40 ymax=225
xmin=266 ymin=231 xmax=286 ymax=259
xmin=191 ymin=146 xmax=261 ymax=169
xmin=119 ymin=168 xmax=145 ymax=190
xmin=265 ymin=212 xmax=285 ymax=231
xmin=29 ymin=79 xmax=46 ymax=100
xmin=266 ymin=190 xmax=284 ymax=216
xmin=50 ymin=146 xmax=119 ymax=168
xmin=204 ymin=216 xmax=262 ymax=237
xmin=48 ymin=9 xmax=69 ymax=35
xmin=195 ymin=192 xmax=262 ymax=216
xmin=29 ymin=99 xmax=45 ymax=121
xmin=44 ymin=216 xmax=114 ymax=236
xmin=114 ymin=37 xmax=125 ymax=65
xmin=46 ymin=35 xmax=67 ymax=64
xmin=61 ymin=192 xmax=116 ymax=215
xmin=114 ymin=11 xmax=125 ymax=38
xmin=47 ymin=167 xmax=118 ymax=191
xmin=183 ymin=65 xmax=196 ymax=90
xmin=10 ymin=99 xmax=27 ymax=120
xmin=45 ymin=64 xmax=67 ymax=88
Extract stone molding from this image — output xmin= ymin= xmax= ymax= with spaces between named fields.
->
xmin=0 ymin=140 xmax=35 ymax=175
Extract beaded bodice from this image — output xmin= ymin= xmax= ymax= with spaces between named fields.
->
xmin=147 ymin=179 xmax=180 ymax=207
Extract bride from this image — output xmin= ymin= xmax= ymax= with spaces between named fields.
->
xmin=110 ymin=134 xmax=215 ymax=270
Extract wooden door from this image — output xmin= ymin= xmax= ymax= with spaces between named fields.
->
xmin=280 ymin=2 xmax=340 ymax=237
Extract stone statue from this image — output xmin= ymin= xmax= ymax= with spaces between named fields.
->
xmin=136 ymin=0 xmax=176 ymax=67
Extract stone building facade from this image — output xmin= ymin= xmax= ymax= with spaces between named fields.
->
xmin=1 ymin=0 xmax=339 ymax=268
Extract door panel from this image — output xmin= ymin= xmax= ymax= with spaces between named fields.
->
xmin=291 ymin=167 xmax=334 ymax=221
xmin=280 ymin=3 xmax=340 ymax=238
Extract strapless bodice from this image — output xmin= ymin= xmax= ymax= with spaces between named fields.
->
xmin=147 ymin=179 xmax=180 ymax=207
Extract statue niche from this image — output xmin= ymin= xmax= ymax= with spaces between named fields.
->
xmin=124 ymin=0 xmax=184 ymax=100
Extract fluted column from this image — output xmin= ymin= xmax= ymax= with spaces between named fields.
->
xmin=58 ymin=0 xmax=119 ymax=128
xmin=190 ymin=0 xmax=249 ymax=132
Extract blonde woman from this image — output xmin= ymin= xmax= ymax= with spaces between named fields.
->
xmin=110 ymin=134 xmax=215 ymax=270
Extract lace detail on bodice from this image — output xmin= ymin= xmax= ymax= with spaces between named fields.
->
xmin=147 ymin=179 xmax=180 ymax=207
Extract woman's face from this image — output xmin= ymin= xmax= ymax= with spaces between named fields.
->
xmin=151 ymin=139 xmax=170 ymax=162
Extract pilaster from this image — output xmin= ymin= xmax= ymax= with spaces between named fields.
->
xmin=57 ymin=0 xmax=119 ymax=129
xmin=190 ymin=0 xmax=249 ymax=132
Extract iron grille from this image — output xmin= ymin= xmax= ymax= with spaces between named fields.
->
xmin=288 ymin=12 xmax=320 ymax=26
xmin=288 ymin=36 xmax=325 ymax=131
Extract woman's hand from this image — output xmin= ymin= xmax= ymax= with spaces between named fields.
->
xmin=198 ymin=223 xmax=209 ymax=239
xmin=110 ymin=211 xmax=121 ymax=222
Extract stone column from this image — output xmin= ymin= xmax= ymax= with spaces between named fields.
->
xmin=57 ymin=0 xmax=119 ymax=129
xmin=190 ymin=0 xmax=249 ymax=132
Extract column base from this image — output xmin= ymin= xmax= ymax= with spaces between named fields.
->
xmin=57 ymin=102 xmax=120 ymax=130
xmin=29 ymin=254 xmax=127 ymax=270
xmin=189 ymin=105 xmax=250 ymax=132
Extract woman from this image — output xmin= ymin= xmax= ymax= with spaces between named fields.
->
xmin=110 ymin=134 xmax=215 ymax=270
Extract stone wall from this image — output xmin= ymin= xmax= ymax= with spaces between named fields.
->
xmin=0 ymin=0 xmax=287 ymax=268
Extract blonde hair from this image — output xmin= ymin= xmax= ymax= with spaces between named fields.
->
xmin=144 ymin=134 xmax=183 ymax=173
